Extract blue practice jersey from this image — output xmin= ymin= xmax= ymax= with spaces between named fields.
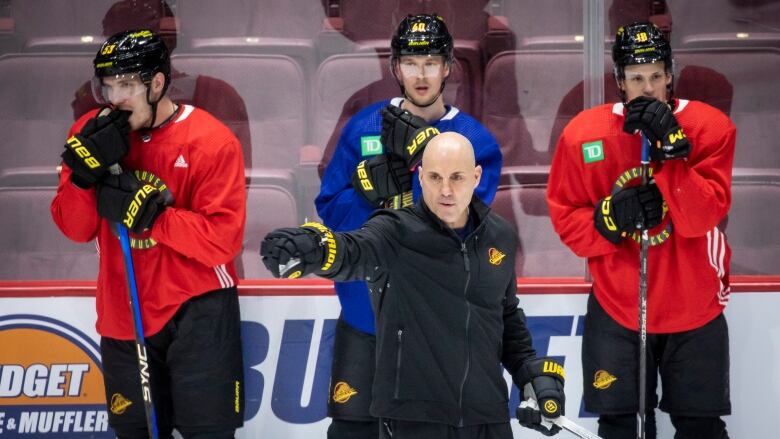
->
xmin=315 ymin=97 xmax=502 ymax=334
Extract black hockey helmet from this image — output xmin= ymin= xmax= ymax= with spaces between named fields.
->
xmin=391 ymin=14 xmax=453 ymax=62
xmin=612 ymin=21 xmax=674 ymax=102
xmin=94 ymin=28 xmax=170 ymax=86
xmin=612 ymin=21 xmax=672 ymax=75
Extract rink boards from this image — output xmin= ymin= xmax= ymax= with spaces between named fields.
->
xmin=0 ymin=286 xmax=778 ymax=438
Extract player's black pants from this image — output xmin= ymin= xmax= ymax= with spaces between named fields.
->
xmin=100 ymin=287 xmax=244 ymax=439
xmin=327 ymin=316 xmax=379 ymax=439
xmin=583 ymin=294 xmax=730 ymax=439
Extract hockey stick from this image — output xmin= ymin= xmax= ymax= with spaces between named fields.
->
xmin=519 ymin=384 xmax=603 ymax=439
xmin=636 ymin=135 xmax=651 ymax=439
xmin=102 ymin=106 xmax=159 ymax=439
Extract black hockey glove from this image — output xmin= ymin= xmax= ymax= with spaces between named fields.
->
xmin=623 ymin=96 xmax=690 ymax=161
xmin=96 ymin=171 xmax=167 ymax=234
xmin=351 ymin=154 xmax=412 ymax=206
xmin=61 ymin=109 xmax=132 ymax=188
xmin=380 ymin=104 xmax=439 ymax=170
xmin=515 ymin=357 xmax=565 ymax=436
xmin=260 ymin=223 xmax=336 ymax=279
xmin=594 ymin=182 xmax=664 ymax=244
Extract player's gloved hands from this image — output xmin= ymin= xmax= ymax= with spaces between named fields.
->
xmin=515 ymin=357 xmax=565 ymax=436
xmin=261 ymin=223 xmax=334 ymax=279
xmin=96 ymin=171 xmax=166 ymax=233
xmin=352 ymin=154 xmax=412 ymax=206
xmin=61 ymin=109 xmax=132 ymax=188
xmin=380 ymin=104 xmax=439 ymax=170
xmin=623 ymin=96 xmax=690 ymax=161
xmin=594 ymin=182 xmax=664 ymax=244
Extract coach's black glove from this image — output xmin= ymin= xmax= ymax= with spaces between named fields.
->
xmin=624 ymin=96 xmax=690 ymax=161
xmin=380 ymin=105 xmax=439 ymax=170
xmin=594 ymin=182 xmax=663 ymax=244
xmin=61 ymin=109 xmax=132 ymax=188
xmin=96 ymin=171 xmax=166 ymax=233
xmin=261 ymin=223 xmax=335 ymax=279
xmin=515 ymin=357 xmax=565 ymax=436
xmin=352 ymin=155 xmax=412 ymax=206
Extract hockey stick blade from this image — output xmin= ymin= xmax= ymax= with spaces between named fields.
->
xmin=554 ymin=416 xmax=603 ymax=439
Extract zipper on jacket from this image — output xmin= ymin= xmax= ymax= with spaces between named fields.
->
xmin=457 ymin=241 xmax=472 ymax=426
xmin=394 ymin=329 xmax=403 ymax=399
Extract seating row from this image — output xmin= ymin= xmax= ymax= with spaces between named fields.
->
xmin=2 ymin=171 xmax=777 ymax=280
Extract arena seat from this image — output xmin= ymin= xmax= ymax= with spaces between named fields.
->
xmin=171 ymin=54 xmax=307 ymax=171
xmin=239 ymin=169 xmax=299 ymax=279
xmin=669 ymin=0 xmax=780 ymax=49
xmin=483 ymin=50 xmax=588 ymax=167
xmin=675 ymin=48 xmax=780 ymax=169
xmin=723 ymin=172 xmax=780 ymax=276
xmin=0 ymin=184 xmax=98 ymax=280
xmin=9 ymin=0 xmax=118 ymax=52
xmin=0 ymin=54 xmax=94 ymax=184
xmin=491 ymin=180 xmax=587 ymax=277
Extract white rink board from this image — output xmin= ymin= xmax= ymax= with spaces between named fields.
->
xmin=0 ymin=292 xmax=778 ymax=438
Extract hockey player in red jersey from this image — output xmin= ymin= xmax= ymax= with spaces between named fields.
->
xmin=547 ymin=22 xmax=734 ymax=439
xmin=51 ymin=29 xmax=246 ymax=438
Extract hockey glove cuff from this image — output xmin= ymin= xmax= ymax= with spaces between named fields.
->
xmin=380 ymin=104 xmax=439 ymax=170
xmin=352 ymin=155 xmax=412 ymax=206
xmin=260 ymin=222 xmax=336 ymax=279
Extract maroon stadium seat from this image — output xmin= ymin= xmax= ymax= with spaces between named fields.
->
xmin=483 ymin=50 xmax=589 ymax=166
xmin=171 ymin=54 xmax=307 ymax=171
xmin=670 ymin=0 xmax=780 ymax=49
xmin=724 ymin=172 xmax=780 ymax=275
xmin=239 ymin=170 xmax=299 ymax=279
xmin=492 ymin=180 xmax=587 ymax=277
xmin=675 ymin=48 xmax=780 ymax=168
xmin=0 ymin=185 xmax=98 ymax=280
xmin=0 ymin=54 xmax=94 ymax=183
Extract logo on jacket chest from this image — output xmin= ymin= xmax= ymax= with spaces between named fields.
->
xmin=488 ymin=247 xmax=506 ymax=266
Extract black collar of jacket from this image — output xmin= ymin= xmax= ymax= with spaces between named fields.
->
xmin=415 ymin=195 xmax=491 ymax=237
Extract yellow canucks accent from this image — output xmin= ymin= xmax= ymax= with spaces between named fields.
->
xmin=488 ymin=247 xmax=506 ymax=266
xmin=668 ymin=128 xmax=686 ymax=144
xmin=234 ymin=380 xmax=241 ymax=413
xmin=66 ymin=136 xmax=101 ymax=169
xmin=593 ymin=370 xmax=618 ymax=389
xmin=110 ymin=393 xmax=132 ymax=415
xmin=411 ymin=22 xmax=426 ymax=32
xmin=356 ymin=160 xmax=374 ymax=191
xmin=543 ymin=360 xmax=565 ymax=379
xmin=302 ymin=222 xmax=337 ymax=271
xmin=406 ymin=127 xmax=439 ymax=158
xmin=288 ymin=270 xmax=302 ymax=279
xmin=601 ymin=196 xmax=617 ymax=231
xmin=100 ymin=44 xmax=116 ymax=55
xmin=636 ymin=31 xmax=648 ymax=42
xmin=129 ymin=30 xmax=153 ymax=38
xmin=332 ymin=381 xmax=358 ymax=404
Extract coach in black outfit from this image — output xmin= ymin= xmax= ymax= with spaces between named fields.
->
xmin=261 ymin=132 xmax=566 ymax=438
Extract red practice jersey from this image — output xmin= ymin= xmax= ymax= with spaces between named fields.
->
xmin=547 ymin=99 xmax=735 ymax=333
xmin=52 ymin=105 xmax=246 ymax=339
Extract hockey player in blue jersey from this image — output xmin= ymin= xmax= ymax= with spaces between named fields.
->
xmin=315 ymin=14 xmax=502 ymax=439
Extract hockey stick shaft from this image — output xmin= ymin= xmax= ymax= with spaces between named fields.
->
xmin=637 ymin=135 xmax=650 ymax=439
xmin=107 ymin=135 xmax=159 ymax=439
xmin=117 ymin=224 xmax=159 ymax=439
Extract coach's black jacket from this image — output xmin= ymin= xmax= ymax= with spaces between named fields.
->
xmin=318 ymin=196 xmax=537 ymax=426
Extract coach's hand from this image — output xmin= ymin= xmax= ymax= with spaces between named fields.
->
xmin=96 ymin=171 xmax=166 ymax=233
xmin=624 ymin=96 xmax=690 ymax=161
xmin=515 ymin=357 xmax=565 ymax=436
xmin=352 ymin=154 xmax=412 ymax=206
xmin=594 ymin=182 xmax=664 ymax=244
xmin=261 ymin=223 xmax=335 ymax=279
xmin=380 ymin=105 xmax=439 ymax=170
xmin=61 ymin=109 xmax=132 ymax=188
